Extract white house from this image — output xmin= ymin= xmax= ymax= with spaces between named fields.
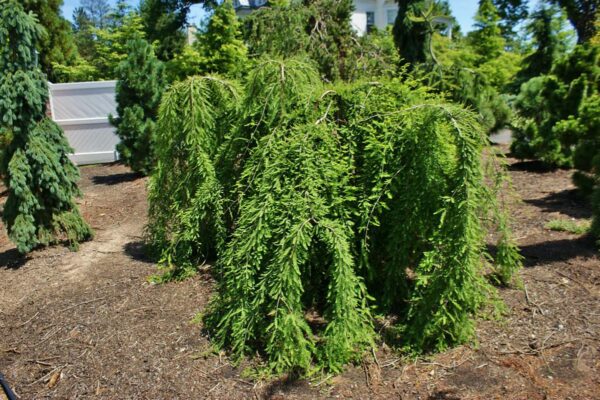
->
xmin=233 ymin=0 xmax=399 ymax=36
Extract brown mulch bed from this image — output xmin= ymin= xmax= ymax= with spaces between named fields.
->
xmin=0 ymin=151 xmax=599 ymax=399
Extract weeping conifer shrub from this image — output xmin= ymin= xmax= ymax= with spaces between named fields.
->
xmin=336 ymin=81 xmax=521 ymax=350
xmin=149 ymin=57 xmax=521 ymax=373
xmin=202 ymin=60 xmax=521 ymax=371
xmin=204 ymin=58 xmax=374 ymax=374
xmin=0 ymin=1 xmax=92 ymax=254
xmin=146 ymin=76 xmax=239 ymax=281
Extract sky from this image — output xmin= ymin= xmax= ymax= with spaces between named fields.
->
xmin=60 ymin=0 xmax=539 ymax=33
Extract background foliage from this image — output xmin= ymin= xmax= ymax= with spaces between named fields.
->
xmin=110 ymin=38 xmax=166 ymax=175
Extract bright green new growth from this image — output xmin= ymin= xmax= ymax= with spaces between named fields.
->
xmin=147 ymin=76 xmax=239 ymax=281
xmin=545 ymin=219 xmax=591 ymax=235
xmin=150 ymin=58 xmax=522 ymax=373
xmin=0 ymin=0 xmax=92 ymax=254
xmin=110 ymin=38 xmax=165 ymax=175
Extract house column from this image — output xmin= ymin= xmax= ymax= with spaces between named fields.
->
xmin=375 ymin=0 xmax=387 ymax=30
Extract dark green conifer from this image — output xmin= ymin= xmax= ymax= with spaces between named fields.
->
xmin=0 ymin=0 xmax=92 ymax=253
xmin=110 ymin=38 xmax=165 ymax=175
xmin=393 ymin=0 xmax=434 ymax=66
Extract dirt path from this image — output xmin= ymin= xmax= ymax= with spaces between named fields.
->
xmin=0 ymin=154 xmax=599 ymax=399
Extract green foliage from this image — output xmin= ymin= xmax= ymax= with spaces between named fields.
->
xmin=200 ymin=0 xmax=247 ymax=77
xmin=393 ymin=0 xmax=435 ymax=66
xmin=147 ymin=57 xmax=521 ymax=372
xmin=147 ymin=76 xmax=239 ymax=281
xmin=511 ymin=44 xmax=599 ymax=167
xmin=469 ymin=0 xmax=506 ymax=60
xmin=493 ymin=0 xmax=529 ymax=42
xmin=419 ymin=46 xmax=514 ymax=131
xmin=338 ymin=81 xmax=519 ymax=348
xmin=22 ymin=0 xmax=79 ymax=82
xmin=549 ymin=0 xmax=597 ymax=43
xmin=242 ymin=0 xmax=358 ymax=81
xmin=204 ymin=59 xmax=374 ymax=373
xmin=110 ymin=38 xmax=166 ymax=175
xmin=165 ymin=45 xmax=207 ymax=82
xmin=0 ymin=0 xmax=92 ymax=253
xmin=243 ymin=1 xmax=309 ymax=59
xmin=140 ymin=0 xmax=189 ymax=61
xmin=93 ymin=12 xmax=146 ymax=79
xmin=517 ymin=5 xmax=573 ymax=85
xmin=545 ymin=218 xmax=591 ymax=234
xmin=355 ymin=28 xmax=401 ymax=79
xmin=66 ymin=7 xmax=147 ymax=81
xmin=164 ymin=0 xmax=246 ymax=82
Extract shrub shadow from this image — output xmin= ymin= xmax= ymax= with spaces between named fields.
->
xmin=507 ymin=159 xmax=557 ymax=174
xmin=123 ymin=240 xmax=154 ymax=264
xmin=518 ymin=236 xmax=597 ymax=268
xmin=524 ymin=189 xmax=592 ymax=219
xmin=262 ymin=373 xmax=310 ymax=399
xmin=0 ymin=248 xmax=28 ymax=270
xmin=92 ymin=172 xmax=143 ymax=186
xmin=429 ymin=390 xmax=462 ymax=400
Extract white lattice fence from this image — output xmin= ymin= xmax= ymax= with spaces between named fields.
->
xmin=48 ymin=81 xmax=120 ymax=165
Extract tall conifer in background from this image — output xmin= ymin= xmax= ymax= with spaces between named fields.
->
xmin=493 ymin=0 xmax=529 ymax=42
xmin=200 ymin=0 xmax=247 ymax=77
xmin=0 ymin=0 xmax=92 ymax=253
xmin=470 ymin=0 xmax=506 ymax=60
xmin=393 ymin=0 xmax=433 ymax=66
xmin=110 ymin=38 xmax=166 ymax=175
xmin=140 ymin=0 xmax=190 ymax=60
xmin=23 ymin=0 xmax=79 ymax=81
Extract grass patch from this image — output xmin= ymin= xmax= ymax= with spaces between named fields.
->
xmin=545 ymin=219 xmax=590 ymax=235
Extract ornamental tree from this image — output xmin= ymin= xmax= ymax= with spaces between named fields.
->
xmin=0 ymin=0 xmax=92 ymax=253
xmin=110 ymin=38 xmax=166 ymax=175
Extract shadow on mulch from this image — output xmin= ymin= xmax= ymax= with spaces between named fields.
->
xmin=262 ymin=373 xmax=310 ymax=399
xmin=507 ymin=159 xmax=558 ymax=174
xmin=429 ymin=390 xmax=462 ymax=400
xmin=519 ymin=236 xmax=597 ymax=267
xmin=524 ymin=189 xmax=592 ymax=219
xmin=92 ymin=172 xmax=143 ymax=186
xmin=123 ymin=240 xmax=154 ymax=263
xmin=0 ymin=248 xmax=28 ymax=270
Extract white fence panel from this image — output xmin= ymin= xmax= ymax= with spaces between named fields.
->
xmin=48 ymin=81 xmax=120 ymax=165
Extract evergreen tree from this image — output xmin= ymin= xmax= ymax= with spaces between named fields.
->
xmin=109 ymin=0 xmax=133 ymax=28
xmin=23 ymin=0 xmax=79 ymax=81
xmin=200 ymin=0 xmax=247 ymax=77
xmin=393 ymin=0 xmax=434 ymax=66
xmin=72 ymin=6 xmax=96 ymax=61
xmin=110 ymin=38 xmax=166 ymax=175
xmin=550 ymin=0 xmax=597 ymax=43
xmin=518 ymin=5 xmax=570 ymax=83
xmin=140 ymin=0 xmax=190 ymax=60
xmin=305 ymin=0 xmax=357 ymax=81
xmin=0 ymin=0 xmax=92 ymax=253
xmin=79 ymin=0 xmax=111 ymax=29
xmin=493 ymin=0 xmax=529 ymax=42
xmin=469 ymin=0 xmax=506 ymax=60
xmin=93 ymin=11 xmax=146 ymax=78
xmin=242 ymin=0 xmax=358 ymax=81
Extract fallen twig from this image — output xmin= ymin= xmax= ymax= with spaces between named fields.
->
xmin=59 ymin=297 xmax=105 ymax=313
xmin=15 ymin=312 xmax=39 ymax=328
